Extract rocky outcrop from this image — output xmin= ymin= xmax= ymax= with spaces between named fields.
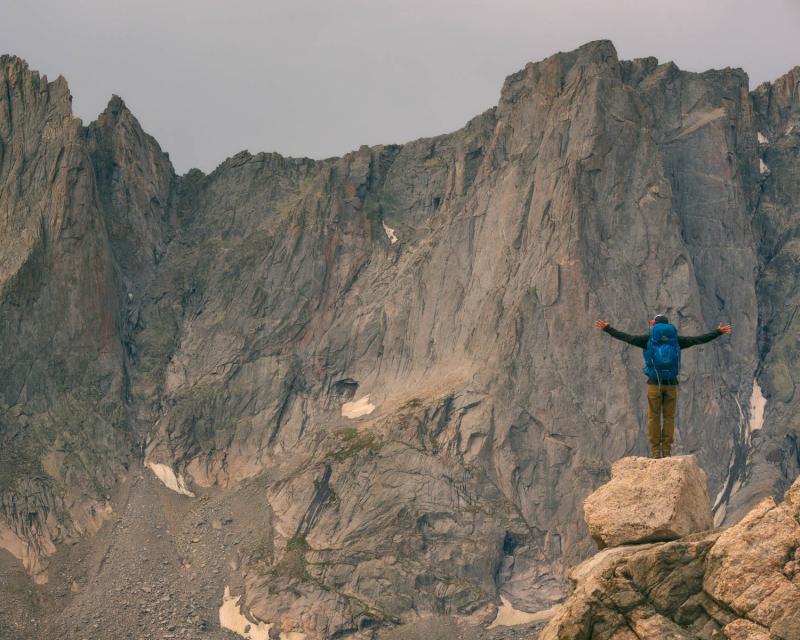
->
xmin=539 ymin=475 xmax=800 ymax=640
xmin=584 ymin=456 xmax=713 ymax=548
xmin=2 ymin=40 xmax=800 ymax=638
xmin=704 ymin=485 xmax=800 ymax=636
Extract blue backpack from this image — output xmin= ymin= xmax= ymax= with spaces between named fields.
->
xmin=643 ymin=323 xmax=680 ymax=381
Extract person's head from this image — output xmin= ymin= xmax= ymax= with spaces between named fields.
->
xmin=649 ymin=314 xmax=669 ymax=327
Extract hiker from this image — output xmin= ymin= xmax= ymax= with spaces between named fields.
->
xmin=595 ymin=315 xmax=732 ymax=458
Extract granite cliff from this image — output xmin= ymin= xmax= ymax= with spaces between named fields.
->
xmin=1 ymin=40 xmax=799 ymax=638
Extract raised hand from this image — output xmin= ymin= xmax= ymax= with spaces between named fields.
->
xmin=595 ymin=319 xmax=609 ymax=331
xmin=718 ymin=323 xmax=733 ymax=334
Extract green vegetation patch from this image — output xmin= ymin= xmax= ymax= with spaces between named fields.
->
xmin=399 ymin=398 xmax=422 ymax=411
xmin=326 ymin=427 xmax=381 ymax=462
xmin=270 ymin=536 xmax=311 ymax=581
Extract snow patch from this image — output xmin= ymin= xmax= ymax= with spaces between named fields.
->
xmin=219 ymin=586 xmax=271 ymax=640
xmin=488 ymin=596 xmax=558 ymax=628
xmin=219 ymin=587 xmax=305 ymax=640
xmin=757 ymin=131 xmax=769 ymax=144
xmin=382 ymin=222 xmax=398 ymax=244
xmin=341 ymin=395 xmax=375 ymax=419
xmin=760 ymin=158 xmax=769 ymax=174
xmin=146 ymin=462 xmax=195 ymax=497
xmin=748 ymin=380 xmax=766 ymax=435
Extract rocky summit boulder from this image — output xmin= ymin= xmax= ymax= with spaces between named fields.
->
xmin=584 ymin=455 xmax=713 ymax=548
xmin=539 ymin=476 xmax=800 ymax=640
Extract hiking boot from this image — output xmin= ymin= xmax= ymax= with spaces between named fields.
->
xmin=650 ymin=450 xmax=662 ymax=459
xmin=662 ymin=449 xmax=672 ymax=457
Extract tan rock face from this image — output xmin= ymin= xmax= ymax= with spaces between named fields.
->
xmin=723 ymin=619 xmax=771 ymax=640
xmin=583 ymin=456 xmax=713 ymax=548
xmin=705 ymin=477 xmax=800 ymax=634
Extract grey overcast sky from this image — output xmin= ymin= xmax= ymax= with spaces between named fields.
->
xmin=2 ymin=0 xmax=799 ymax=173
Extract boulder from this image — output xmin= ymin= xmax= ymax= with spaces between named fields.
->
xmin=539 ymin=476 xmax=800 ymax=640
xmin=537 ymin=535 xmax=719 ymax=640
xmin=704 ymin=476 xmax=800 ymax=635
xmin=583 ymin=456 xmax=713 ymax=548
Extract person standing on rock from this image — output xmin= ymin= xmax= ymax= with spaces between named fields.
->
xmin=595 ymin=315 xmax=732 ymax=458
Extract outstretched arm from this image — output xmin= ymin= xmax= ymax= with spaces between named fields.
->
xmin=678 ymin=323 xmax=732 ymax=349
xmin=595 ymin=320 xmax=649 ymax=349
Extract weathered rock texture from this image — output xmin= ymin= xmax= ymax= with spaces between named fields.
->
xmin=584 ymin=456 xmax=713 ymax=548
xmin=1 ymin=40 xmax=800 ymax=638
xmin=539 ymin=476 xmax=800 ymax=640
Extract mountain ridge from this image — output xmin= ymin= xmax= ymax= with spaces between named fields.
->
xmin=8 ymin=39 xmax=799 ymax=176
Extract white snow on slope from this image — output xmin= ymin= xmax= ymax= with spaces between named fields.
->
xmin=220 ymin=586 xmax=305 ymax=640
xmin=342 ymin=395 xmax=376 ymax=418
xmin=146 ymin=462 xmax=196 ymax=497
xmin=748 ymin=380 xmax=766 ymax=434
xmin=489 ymin=596 xmax=559 ymax=627
xmin=382 ymin=222 xmax=398 ymax=244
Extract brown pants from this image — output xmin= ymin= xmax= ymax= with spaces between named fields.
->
xmin=647 ymin=384 xmax=677 ymax=456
